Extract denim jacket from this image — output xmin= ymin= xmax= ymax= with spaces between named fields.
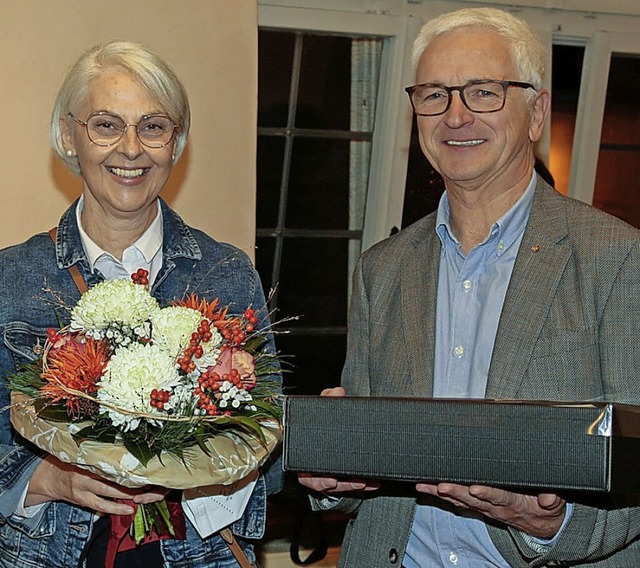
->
xmin=0 ymin=199 xmax=282 ymax=567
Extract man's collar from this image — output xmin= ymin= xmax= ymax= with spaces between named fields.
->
xmin=435 ymin=171 xmax=537 ymax=249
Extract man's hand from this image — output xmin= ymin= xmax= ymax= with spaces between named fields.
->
xmin=416 ymin=482 xmax=566 ymax=538
xmin=298 ymin=473 xmax=381 ymax=494
xmin=319 ymin=386 xmax=346 ymax=397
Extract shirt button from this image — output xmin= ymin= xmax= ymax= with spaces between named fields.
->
xmin=449 ymin=552 xmax=459 ymax=564
xmin=453 ymin=345 xmax=464 ymax=358
xmin=462 ymin=279 xmax=472 ymax=292
xmin=497 ymin=242 xmax=505 ymax=252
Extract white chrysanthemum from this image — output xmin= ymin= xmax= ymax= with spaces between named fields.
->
xmin=150 ymin=306 xmax=223 ymax=369
xmin=70 ymin=280 xmax=159 ymax=332
xmin=97 ymin=342 xmax=181 ymax=432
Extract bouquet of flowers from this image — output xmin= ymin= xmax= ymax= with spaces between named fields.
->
xmin=8 ymin=270 xmax=282 ymax=549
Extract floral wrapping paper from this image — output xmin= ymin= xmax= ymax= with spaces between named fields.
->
xmin=11 ymin=391 xmax=282 ymax=489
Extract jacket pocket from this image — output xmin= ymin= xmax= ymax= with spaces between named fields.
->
xmin=3 ymin=321 xmax=49 ymax=368
xmin=523 ymin=327 xmax=601 ymax=400
xmin=529 ymin=327 xmax=597 ymax=360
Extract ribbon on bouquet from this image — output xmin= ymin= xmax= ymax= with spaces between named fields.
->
xmin=105 ymin=497 xmax=187 ymax=568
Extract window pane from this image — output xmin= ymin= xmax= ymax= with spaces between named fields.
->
xmin=550 ymin=44 xmax=584 ymax=194
xmin=255 ymin=237 xmax=276 ymax=292
xmin=258 ymin=30 xmax=296 ymax=128
xmin=593 ymin=53 xmax=640 ymax=227
xmin=278 ymin=238 xmax=349 ymax=327
xmin=599 ymin=55 xmax=640 ymax=146
xmin=257 ymin=30 xmax=381 ymax=399
xmin=402 ymin=120 xmax=445 ymax=228
xmin=287 ymin=138 xmax=351 ymax=229
xmin=257 ymin=135 xmax=285 ymax=228
xmin=278 ymin=334 xmax=346 ymax=396
xmin=297 ymin=35 xmax=351 ymax=130
xmin=594 ymin=149 xmax=640 ymax=226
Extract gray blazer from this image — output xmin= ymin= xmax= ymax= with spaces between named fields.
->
xmin=330 ymin=179 xmax=640 ymax=567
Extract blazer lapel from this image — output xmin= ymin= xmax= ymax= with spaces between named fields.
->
xmin=400 ymin=216 xmax=440 ymax=398
xmin=486 ymin=181 xmax=572 ymax=398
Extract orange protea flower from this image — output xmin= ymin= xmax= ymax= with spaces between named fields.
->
xmin=174 ymin=293 xmax=241 ymax=329
xmin=41 ymin=335 xmax=110 ymax=418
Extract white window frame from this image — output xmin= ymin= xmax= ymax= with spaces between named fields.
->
xmin=569 ymin=30 xmax=640 ymax=204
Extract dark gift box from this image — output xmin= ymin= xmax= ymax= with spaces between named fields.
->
xmin=283 ymin=396 xmax=640 ymax=493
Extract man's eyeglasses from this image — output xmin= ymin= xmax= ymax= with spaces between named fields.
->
xmin=68 ymin=112 xmax=179 ymax=148
xmin=404 ymin=80 xmax=536 ymax=116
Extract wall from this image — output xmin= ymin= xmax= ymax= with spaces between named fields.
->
xmin=0 ymin=0 xmax=257 ymax=258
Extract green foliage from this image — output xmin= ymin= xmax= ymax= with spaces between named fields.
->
xmin=6 ymin=361 xmax=45 ymax=398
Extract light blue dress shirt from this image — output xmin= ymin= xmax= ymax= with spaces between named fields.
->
xmin=404 ymin=174 xmax=539 ymax=567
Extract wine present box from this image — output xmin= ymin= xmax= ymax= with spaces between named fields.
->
xmin=282 ymin=396 xmax=640 ymax=493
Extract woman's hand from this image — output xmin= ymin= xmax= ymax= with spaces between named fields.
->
xmin=132 ymin=487 xmax=170 ymax=505
xmin=25 ymin=455 xmax=165 ymax=515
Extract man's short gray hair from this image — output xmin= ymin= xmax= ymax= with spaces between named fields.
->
xmin=411 ymin=7 xmax=546 ymax=89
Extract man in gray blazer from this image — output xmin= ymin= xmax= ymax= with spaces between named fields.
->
xmin=299 ymin=7 xmax=640 ymax=567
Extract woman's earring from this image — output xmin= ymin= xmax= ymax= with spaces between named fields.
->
xmin=66 ymin=150 xmax=75 ymax=157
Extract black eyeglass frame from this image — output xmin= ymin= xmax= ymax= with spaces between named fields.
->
xmin=404 ymin=79 xmax=536 ymax=116
xmin=68 ymin=111 xmax=180 ymax=148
